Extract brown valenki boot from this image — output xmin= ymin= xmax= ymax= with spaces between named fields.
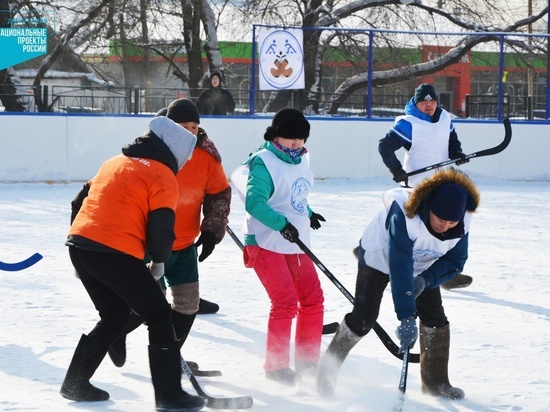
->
xmin=419 ymin=323 xmax=465 ymax=400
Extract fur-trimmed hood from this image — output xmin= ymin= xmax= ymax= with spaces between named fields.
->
xmin=404 ymin=168 xmax=480 ymax=219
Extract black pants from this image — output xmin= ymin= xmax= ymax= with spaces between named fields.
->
xmin=346 ymin=264 xmax=448 ymax=336
xmin=69 ymin=247 xmax=175 ymax=345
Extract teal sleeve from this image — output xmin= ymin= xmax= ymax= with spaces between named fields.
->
xmin=245 ymin=156 xmax=288 ymax=231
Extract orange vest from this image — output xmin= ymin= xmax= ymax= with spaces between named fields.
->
xmin=68 ymin=155 xmax=178 ymax=259
xmin=172 ymin=147 xmax=229 ymax=250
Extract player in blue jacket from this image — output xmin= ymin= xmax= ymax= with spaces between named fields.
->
xmin=317 ymin=168 xmax=480 ymax=401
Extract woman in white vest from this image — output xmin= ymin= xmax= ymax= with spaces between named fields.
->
xmin=379 ymin=83 xmax=472 ymax=290
xmin=317 ymin=168 xmax=480 ymax=401
xmin=241 ymin=108 xmax=326 ymax=387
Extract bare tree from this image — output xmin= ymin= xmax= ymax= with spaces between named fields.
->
xmin=1 ymin=0 xmax=548 ymax=114
xmin=224 ymin=0 xmax=548 ymax=112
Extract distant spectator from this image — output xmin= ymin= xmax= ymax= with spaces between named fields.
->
xmin=197 ymin=70 xmax=236 ymax=115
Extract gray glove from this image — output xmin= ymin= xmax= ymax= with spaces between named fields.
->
xmin=396 ymin=318 xmax=418 ymax=354
xmin=414 ymin=275 xmax=426 ymax=298
xmin=146 ymin=262 xmax=165 ymax=281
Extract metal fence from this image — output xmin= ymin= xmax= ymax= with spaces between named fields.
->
xmin=1 ymin=75 xmax=549 ymax=120
xmin=2 ymin=83 xmax=549 ymax=121
xmin=1 ymin=26 xmax=549 ymax=121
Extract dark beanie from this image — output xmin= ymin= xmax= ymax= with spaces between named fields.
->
xmin=429 ymin=183 xmax=468 ymax=221
xmin=165 ymin=98 xmax=200 ymax=124
xmin=414 ymin=83 xmax=438 ymax=104
xmin=264 ymin=108 xmax=310 ymax=141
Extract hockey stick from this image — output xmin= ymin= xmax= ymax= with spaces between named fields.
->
xmin=183 ymin=359 xmax=222 ymax=377
xmin=225 ymin=225 xmax=339 ymax=335
xmin=406 ymin=117 xmax=512 ymax=177
xmin=295 ymin=238 xmax=420 ymax=364
xmin=181 ymin=356 xmax=253 ymax=409
xmin=0 ymin=253 xmax=43 ymax=271
xmin=392 ymin=347 xmax=410 ymax=412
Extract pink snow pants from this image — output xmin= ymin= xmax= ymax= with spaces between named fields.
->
xmin=245 ymin=246 xmax=324 ymax=372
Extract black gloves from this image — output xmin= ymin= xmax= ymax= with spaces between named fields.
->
xmin=310 ymin=212 xmax=326 ymax=230
xmin=280 ymin=222 xmax=299 ymax=243
xmin=195 ymin=231 xmax=216 ymax=262
xmin=390 ymin=166 xmax=408 ymax=185
xmin=452 ymin=151 xmax=470 ymax=166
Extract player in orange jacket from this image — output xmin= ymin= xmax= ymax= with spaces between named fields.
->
xmin=108 ymin=99 xmax=231 ymax=374
xmin=62 ymin=117 xmax=204 ymax=411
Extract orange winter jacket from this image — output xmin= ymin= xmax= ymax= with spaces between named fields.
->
xmin=172 ymin=147 xmax=229 ymax=250
xmin=68 ymin=154 xmax=179 ymax=260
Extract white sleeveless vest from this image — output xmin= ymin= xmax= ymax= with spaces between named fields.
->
xmin=398 ymin=111 xmax=452 ymax=187
xmin=360 ymin=188 xmax=471 ymax=276
xmin=244 ymin=149 xmax=314 ymax=254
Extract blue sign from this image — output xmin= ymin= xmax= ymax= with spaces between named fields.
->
xmin=0 ymin=22 xmax=48 ymax=70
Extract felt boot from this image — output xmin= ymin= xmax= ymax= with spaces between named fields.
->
xmin=108 ymin=311 xmax=144 ymax=367
xmin=197 ymin=298 xmax=219 ymax=315
xmin=441 ymin=274 xmax=473 ymax=290
xmin=149 ymin=341 xmax=204 ymax=411
xmin=60 ymin=334 xmax=110 ymax=402
xmin=420 ymin=323 xmax=465 ymax=400
xmin=316 ymin=318 xmax=362 ymax=397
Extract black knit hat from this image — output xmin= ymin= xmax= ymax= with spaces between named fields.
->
xmin=429 ymin=183 xmax=467 ymax=221
xmin=414 ymin=83 xmax=438 ymax=104
xmin=264 ymin=108 xmax=310 ymax=141
xmin=165 ymin=98 xmax=200 ymax=124
xmin=210 ymin=70 xmax=222 ymax=81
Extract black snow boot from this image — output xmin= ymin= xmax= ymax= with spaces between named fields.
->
xmin=419 ymin=323 xmax=465 ymax=400
xmin=316 ymin=318 xmax=362 ymax=397
xmin=441 ymin=274 xmax=473 ymax=290
xmin=149 ymin=341 xmax=205 ymax=412
xmin=197 ymin=298 xmax=219 ymax=314
xmin=171 ymin=310 xmax=199 ymax=375
xmin=108 ymin=311 xmax=144 ymax=367
xmin=172 ymin=310 xmax=196 ymax=348
xmin=60 ymin=334 xmax=110 ymax=402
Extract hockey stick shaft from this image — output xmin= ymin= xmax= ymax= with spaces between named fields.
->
xmin=295 ymin=238 xmax=420 ymax=364
xmin=406 ymin=117 xmax=512 ymax=177
xmin=392 ymin=347 xmax=410 ymax=412
xmin=0 ymin=252 xmax=43 ymax=271
xmin=180 ymin=356 xmax=253 ymax=409
xmin=226 ymin=225 xmax=244 ymax=249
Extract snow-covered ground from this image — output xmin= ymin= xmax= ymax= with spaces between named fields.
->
xmin=1 ymin=177 xmax=549 ymax=411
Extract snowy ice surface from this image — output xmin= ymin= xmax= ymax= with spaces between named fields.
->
xmin=1 ymin=177 xmax=549 ymax=411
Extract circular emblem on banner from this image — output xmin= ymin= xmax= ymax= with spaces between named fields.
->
xmin=259 ymin=30 xmax=304 ymax=90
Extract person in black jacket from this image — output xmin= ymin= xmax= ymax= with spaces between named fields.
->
xmin=196 ymin=70 xmax=236 ymax=115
